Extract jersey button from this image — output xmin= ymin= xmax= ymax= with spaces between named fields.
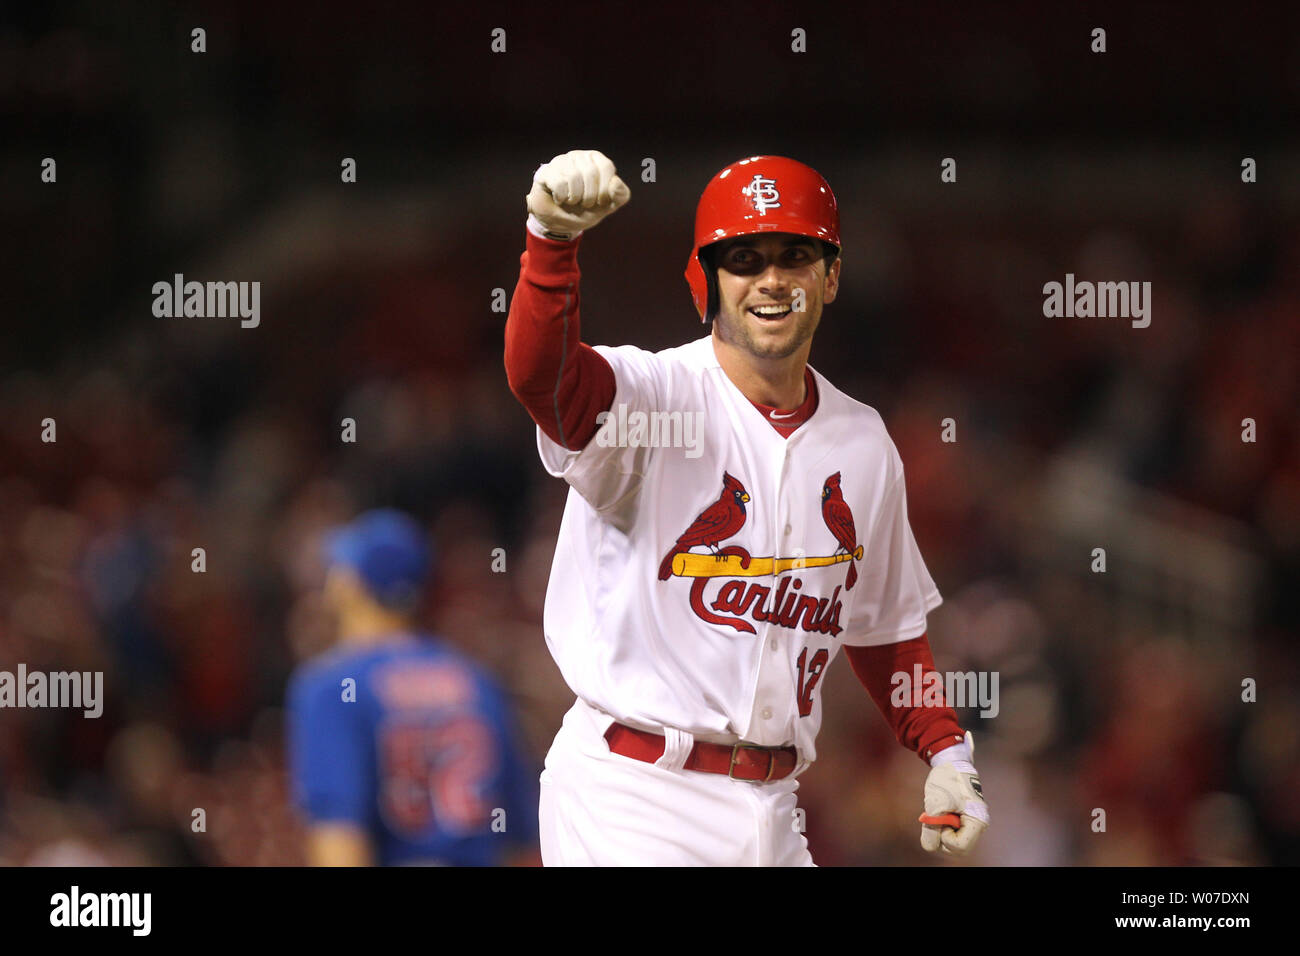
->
xmin=769 ymin=637 xmax=779 ymax=651
xmin=761 ymin=707 xmax=773 ymax=720
xmin=783 ymin=524 xmax=792 ymax=535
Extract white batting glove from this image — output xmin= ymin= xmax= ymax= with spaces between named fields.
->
xmin=919 ymin=730 xmax=989 ymax=856
xmin=526 ymin=149 xmax=631 ymax=239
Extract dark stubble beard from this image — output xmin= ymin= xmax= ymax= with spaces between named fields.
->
xmin=713 ymin=301 xmax=820 ymax=361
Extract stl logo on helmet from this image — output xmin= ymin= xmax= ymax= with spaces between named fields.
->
xmin=741 ymin=174 xmax=781 ymax=214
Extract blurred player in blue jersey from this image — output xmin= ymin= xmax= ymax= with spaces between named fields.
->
xmin=286 ymin=508 xmax=539 ymax=866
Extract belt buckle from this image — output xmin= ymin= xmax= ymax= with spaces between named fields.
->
xmin=729 ymin=742 xmax=776 ymax=782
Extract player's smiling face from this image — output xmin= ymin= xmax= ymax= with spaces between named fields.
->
xmin=711 ymin=234 xmax=840 ymax=362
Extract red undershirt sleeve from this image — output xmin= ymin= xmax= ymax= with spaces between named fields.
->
xmin=504 ymin=228 xmax=617 ymax=450
xmin=843 ymin=634 xmax=966 ymax=762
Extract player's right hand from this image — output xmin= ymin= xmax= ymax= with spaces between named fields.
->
xmin=526 ymin=149 xmax=630 ymax=239
xmin=919 ymin=730 xmax=989 ymax=856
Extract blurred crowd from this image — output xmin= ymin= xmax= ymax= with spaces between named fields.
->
xmin=1 ymin=178 xmax=1295 ymax=866
xmin=1 ymin=3 xmax=1297 ymax=866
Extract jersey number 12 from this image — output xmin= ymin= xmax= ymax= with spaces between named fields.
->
xmin=796 ymin=647 xmax=828 ymax=717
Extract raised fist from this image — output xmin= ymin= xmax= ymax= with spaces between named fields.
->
xmin=526 ymin=149 xmax=631 ymax=239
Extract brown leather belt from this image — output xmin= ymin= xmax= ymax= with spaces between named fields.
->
xmin=604 ymin=722 xmax=797 ymax=782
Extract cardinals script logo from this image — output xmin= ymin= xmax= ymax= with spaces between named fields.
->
xmin=659 ymin=471 xmax=861 ymax=636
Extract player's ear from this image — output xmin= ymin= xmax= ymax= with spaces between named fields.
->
xmin=823 ymin=255 xmax=841 ymax=304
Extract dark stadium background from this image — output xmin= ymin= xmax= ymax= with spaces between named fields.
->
xmin=1 ymin=1 xmax=1297 ymax=865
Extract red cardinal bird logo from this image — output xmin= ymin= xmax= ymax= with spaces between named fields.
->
xmin=821 ymin=471 xmax=859 ymax=590
xmin=658 ymin=472 xmax=751 ymax=580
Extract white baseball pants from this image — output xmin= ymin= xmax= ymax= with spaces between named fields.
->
xmin=538 ymin=698 xmax=815 ymax=866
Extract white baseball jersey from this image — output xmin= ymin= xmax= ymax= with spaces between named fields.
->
xmin=537 ymin=333 xmax=941 ymax=766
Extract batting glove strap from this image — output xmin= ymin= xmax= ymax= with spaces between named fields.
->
xmin=527 ymin=212 xmax=579 ymax=241
xmin=928 ymin=743 xmax=972 ymax=768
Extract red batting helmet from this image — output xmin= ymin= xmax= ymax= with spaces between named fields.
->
xmin=685 ymin=156 xmax=841 ymax=322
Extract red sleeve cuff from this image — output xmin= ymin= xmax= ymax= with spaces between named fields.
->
xmin=844 ymin=635 xmax=967 ymax=762
xmin=521 ymin=227 xmax=583 ymax=287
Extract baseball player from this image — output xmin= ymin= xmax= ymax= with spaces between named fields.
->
xmin=286 ymin=509 xmax=539 ymax=866
xmin=505 ymin=151 xmax=989 ymax=866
